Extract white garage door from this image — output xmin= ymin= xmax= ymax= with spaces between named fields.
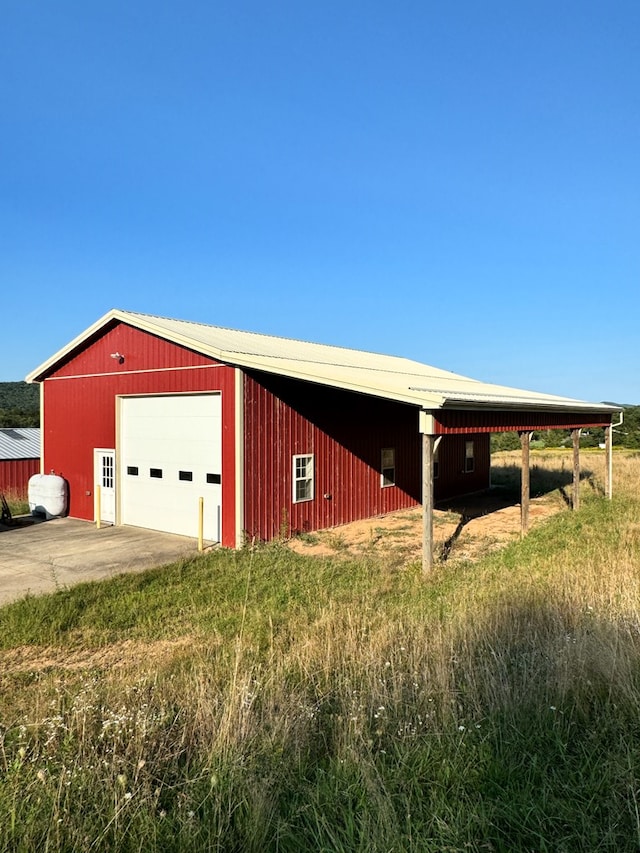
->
xmin=120 ymin=394 xmax=222 ymax=541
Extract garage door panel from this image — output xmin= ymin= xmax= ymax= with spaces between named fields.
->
xmin=120 ymin=394 xmax=222 ymax=541
xmin=125 ymin=423 xmax=220 ymax=445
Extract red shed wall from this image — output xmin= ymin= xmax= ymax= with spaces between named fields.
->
xmin=242 ymin=372 xmax=491 ymax=541
xmin=0 ymin=459 xmax=40 ymax=497
xmin=434 ymin=434 xmax=491 ymax=500
xmin=42 ymin=323 xmax=237 ymax=547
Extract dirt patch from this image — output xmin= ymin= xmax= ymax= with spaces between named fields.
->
xmin=0 ymin=636 xmax=200 ymax=675
xmin=287 ymin=489 xmax=564 ymax=565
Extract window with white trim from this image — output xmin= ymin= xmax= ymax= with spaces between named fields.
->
xmin=293 ymin=454 xmax=314 ymax=502
xmin=381 ymin=447 xmax=395 ymax=487
xmin=464 ymin=441 xmax=475 ymax=473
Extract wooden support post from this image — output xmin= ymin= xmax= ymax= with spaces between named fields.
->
xmin=422 ymin=433 xmax=435 ymax=575
xmin=572 ymin=428 xmax=581 ymax=511
xmin=198 ymin=497 xmax=204 ymax=552
xmin=604 ymin=424 xmax=613 ymax=499
xmin=520 ymin=431 xmax=531 ymax=537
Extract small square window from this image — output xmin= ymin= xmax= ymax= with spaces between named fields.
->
xmin=381 ymin=447 xmax=395 ymax=487
xmin=127 ymin=466 xmax=139 ymax=476
xmin=465 ymin=441 xmax=475 ymax=473
xmin=206 ymin=473 xmax=221 ymax=485
xmin=293 ymin=454 xmax=314 ymax=503
xmin=150 ymin=468 xmax=163 ymax=479
xmin=179 ymin=471 xmax=193 ymax=482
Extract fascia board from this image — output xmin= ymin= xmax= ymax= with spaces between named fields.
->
xmin=440 ymin=397 xmax=622 ymax=415
xmin=25 ymin=309 xmax=124 ymax=383
xmin=25 ymin=309 xmax=231 ymax=383
xmin=24 ymin=309 xmax=623 ymax=420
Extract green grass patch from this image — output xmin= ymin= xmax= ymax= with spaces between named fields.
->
xmin=2 ymin=455 xmax=640 ymax=851
xmin=0 ymin=544 xmax=429 ymax=648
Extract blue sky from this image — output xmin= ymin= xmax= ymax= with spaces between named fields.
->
xmin=2 ymin=1 xmax=638 ymax=402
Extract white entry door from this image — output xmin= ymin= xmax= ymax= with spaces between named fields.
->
xmin=119 ymin=394 xmax=222 ymax=541
xmin=94 ymin=449 xmax=116 ymax=525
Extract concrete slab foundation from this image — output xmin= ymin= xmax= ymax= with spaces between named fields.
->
xmin=0 ymin=517 xmax=202 ymax=606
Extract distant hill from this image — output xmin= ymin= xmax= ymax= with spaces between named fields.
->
xmin=0 ymin=382 xmax=39 ymax=427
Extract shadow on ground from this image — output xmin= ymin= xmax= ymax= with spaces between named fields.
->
xmin=441 ymin=596 xmax=640 ymax=849
xmin=0 ymin=515 xmax=46 ymax=534
xmin=436 ymin=464 xmax=596 ymax=560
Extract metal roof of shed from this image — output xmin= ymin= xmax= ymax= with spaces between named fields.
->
xmin=26 ymin=309 xmax=620 ymax=416
xmin=0 ymin=428 xmax=41 ymax=461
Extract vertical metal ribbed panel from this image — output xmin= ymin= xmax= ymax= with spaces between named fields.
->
xmin=0 ymin=459 xmax=40 ymax=497
xmin=52 ymin=321 xmax=214 ymax=377
xmin=243 ymin=371 xmax=423 ymax=542
xmin=42 ymin=323 xmax=238 ymax=547
xmin=434 ymin=434 xmax=491 ymax=500
xmin=435 ymin=410 xmax=612 ymax=434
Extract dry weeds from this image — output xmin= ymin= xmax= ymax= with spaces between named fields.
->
xmin=287 ymin=448 xmax=610 ymax=564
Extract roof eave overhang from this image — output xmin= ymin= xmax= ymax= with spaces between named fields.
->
xmin=26 ymin=309 xmax=125 ymax=383
xmin=438 ymin=398 xmax=621 ymax=416
xmin=235 ymin=361 xmax=445 ymax=408
xmin=26 ymin=310 xmax=234 ymax=383
xmin=24 ymin=311 xmax=622 ymax=422
xmin=24 ymin=311 xmax=445 ymax=407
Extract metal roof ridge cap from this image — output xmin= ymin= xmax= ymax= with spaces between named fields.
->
xmin=227 ymin=352 xmax=470 ymax=379
xmin=122 ymin=309 xmax=401 ymax=357
xmin=117 ymin=310 xmax=472 ymax=373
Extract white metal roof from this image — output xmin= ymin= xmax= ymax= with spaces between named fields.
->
xmin=0 ymin=428 xmax=41 ymax=461
xmin=26 ymin=309 xmax=620 ymax=415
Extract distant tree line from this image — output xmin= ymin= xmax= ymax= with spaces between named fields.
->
xmin=0 ymin=382 xmax=39 ymax=428
xmin=1 ymin=380 xmax=638 ymax=445
xmin=491 ymin=405 xmax=640 ymax=452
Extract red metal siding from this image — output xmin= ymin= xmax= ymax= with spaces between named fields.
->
xmin=242 ymin=373 xmax=492 ymax=542
xmin=435 ymin=409 xmax=613 ymax=434
xmin=50 ymin=322 xmax=214 ymax=377
xmin=42 ymin=324 xmax=237 ymax=548
xmin=243 ymin=372 xmax=423 ymax=541
xmin=434 ymin=434 xmax=491 ymax=499
xmin=0 ymin=458 xmax=40 ymax=497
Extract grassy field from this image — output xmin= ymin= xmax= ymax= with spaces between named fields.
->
xmin=1 ymin=451 xmax=639 ymax=851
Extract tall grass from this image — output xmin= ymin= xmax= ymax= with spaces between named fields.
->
xmin=1 ymin=451 xmax=640 ymax=851
xmin=1 ymin=489 xmax=28 ymax=517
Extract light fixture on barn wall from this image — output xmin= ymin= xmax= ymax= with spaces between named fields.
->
xmin=110 ymin=352 xmax=125 ymax=364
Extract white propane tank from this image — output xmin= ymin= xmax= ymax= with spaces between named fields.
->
xmin=28 ymin=474 xmax=68 ymax=519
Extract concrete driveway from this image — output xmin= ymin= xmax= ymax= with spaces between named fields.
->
xmin=0 ymin=517 xmax=202 ymax=606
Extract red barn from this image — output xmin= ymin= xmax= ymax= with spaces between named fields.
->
xmin=26 ymin=310 xmax=620 ymax=566
xmin=0 ymin=428 xmax=41 ymax=499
